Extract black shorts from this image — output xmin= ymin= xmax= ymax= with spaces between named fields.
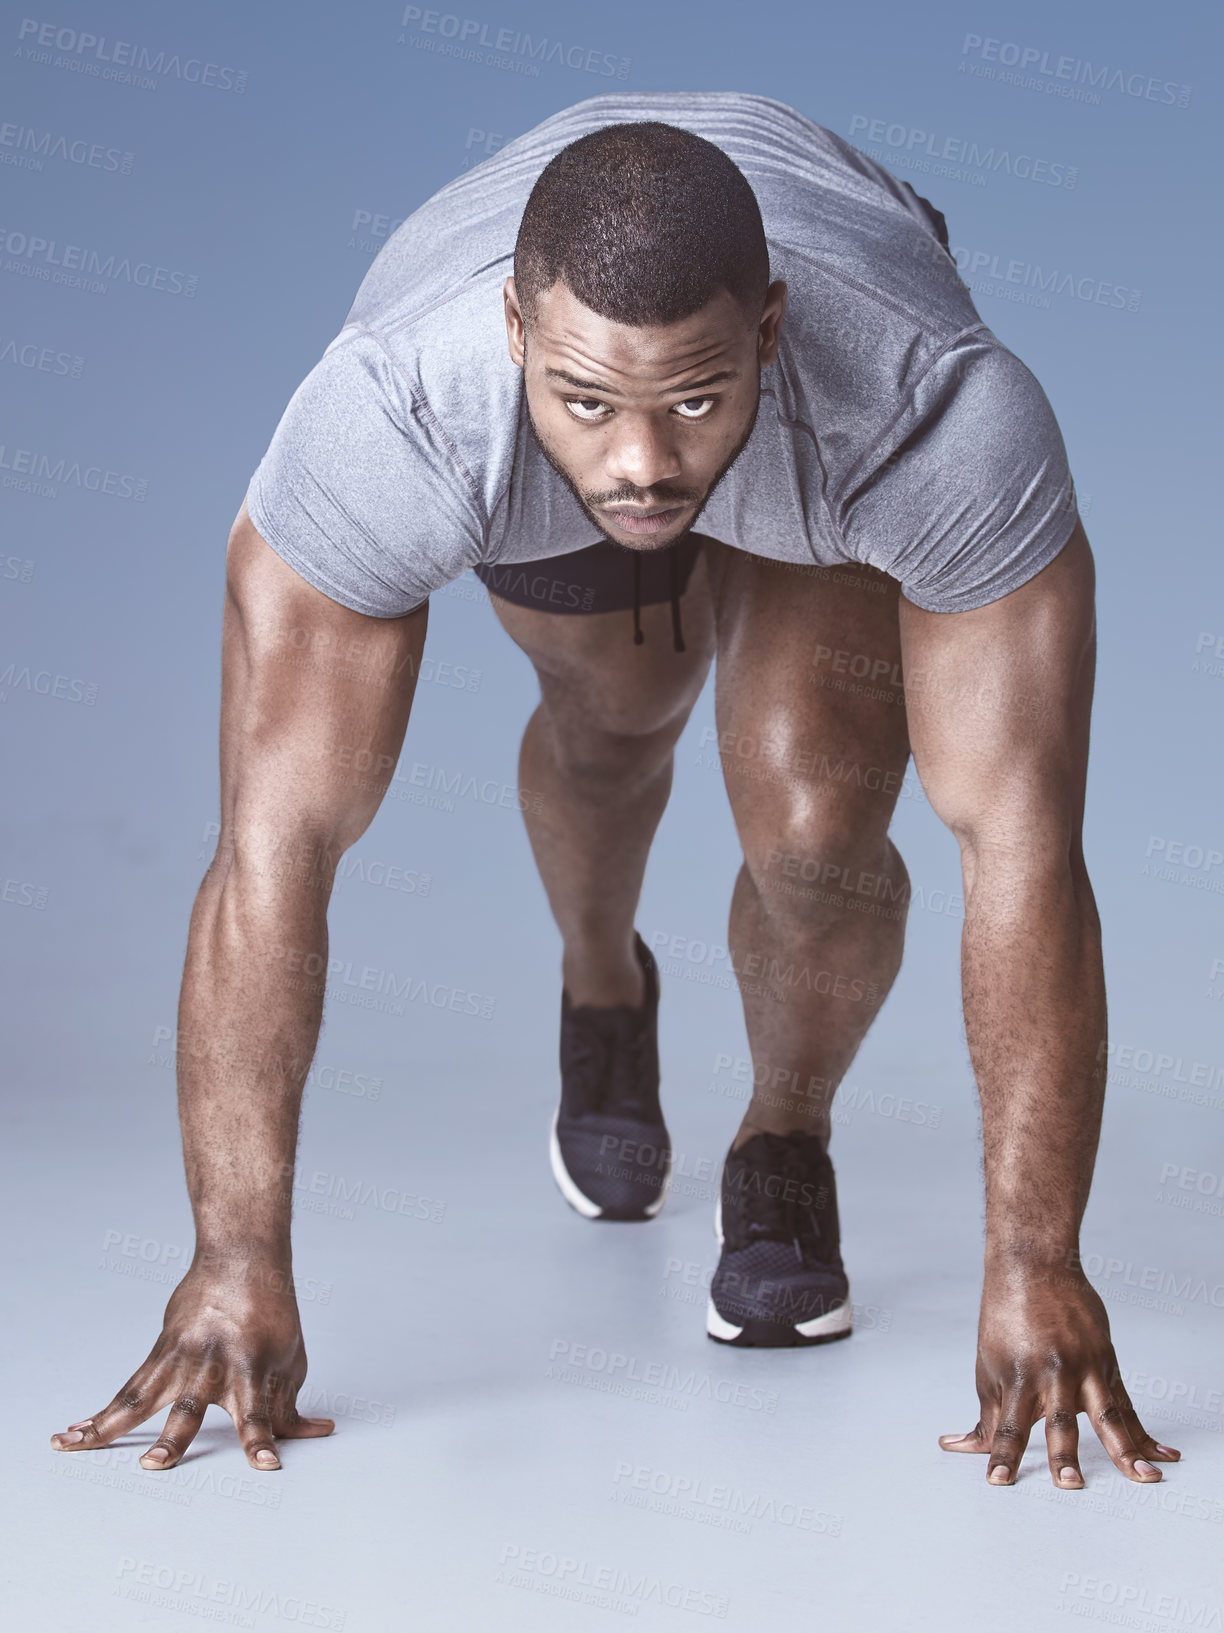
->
xmin=474 ymin=529 xmax=709 ymax=615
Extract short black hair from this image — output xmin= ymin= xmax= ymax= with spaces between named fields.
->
xmin=514 ymin=120 xmax=769 ymax=328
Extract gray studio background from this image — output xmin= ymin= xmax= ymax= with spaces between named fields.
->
xmin=2 ymin=0 xmax=1221 ymax=1627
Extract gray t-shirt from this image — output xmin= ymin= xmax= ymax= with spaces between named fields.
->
xmin=244 ymin=91 xmax=1077 ymax=617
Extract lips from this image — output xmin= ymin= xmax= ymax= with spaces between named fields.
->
xmin=600 ymin=505 xmax=686 ymax=537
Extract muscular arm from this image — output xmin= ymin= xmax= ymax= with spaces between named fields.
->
xmin=899 ymin=519 xmax=1180 ymax=1487
xmin=50 ymin=503 xmax=428 ymax=1470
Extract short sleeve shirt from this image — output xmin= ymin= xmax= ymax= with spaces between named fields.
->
xmin=245 ymin=91 xmax=1077 ymax=617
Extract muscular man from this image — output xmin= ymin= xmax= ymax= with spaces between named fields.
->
xmin=50 ymin=92 xmax=1178 ymax=1490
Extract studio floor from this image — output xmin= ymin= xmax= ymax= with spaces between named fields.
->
xmin=8 ymin=1029 xmax=1222 ymax=1632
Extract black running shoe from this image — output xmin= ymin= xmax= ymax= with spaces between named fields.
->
xmin=707 ymin=1130 xmax=851 ymax=1346
xmin=549 ymin=933 xmax=670 ymax=1222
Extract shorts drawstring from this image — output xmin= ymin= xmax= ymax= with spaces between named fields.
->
xmin=631 ymin=543 xmax=686 ymax=654
xmin=668 ymin=546 xmax=686 ymax=654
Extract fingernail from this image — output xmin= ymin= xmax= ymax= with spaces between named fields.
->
xmin=140 ymin=1447 xmax=170 ymax=1464
xmin=1155 ymin=1445 xmax=1178 ymax=1458
xmin=1135 ymin=1460 xmax=1158 ymax=1477
xmin=67 ymin=1419 xmax=94 ymax=1431
xmin=54 ymin=1429 xmax=84 ymax=1446
xmin=255 ymin=1449 xmax=279 ymax=1467
xmin=1059 ymin=1467 xmax=1082 ymax=1485
xmin=988 ymin=1466 xmax=1011 ymax=1485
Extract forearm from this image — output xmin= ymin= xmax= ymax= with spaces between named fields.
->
xmin=175 ymin=838 xmax=336 ymax=1269
xmin=961 ymin=847 xmax=1106 ymax=1269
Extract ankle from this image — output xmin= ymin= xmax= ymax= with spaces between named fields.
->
xmin=732 ymin=1110 xmax=830 ymax=1150
xmin=562 ymin=938 xmax=646 ymax=1008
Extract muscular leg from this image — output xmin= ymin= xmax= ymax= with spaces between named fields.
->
xmin=707 ymin=552 xmax=912 ymax=1147
xmin=488 ymin=555 xmax=715 ymax=1006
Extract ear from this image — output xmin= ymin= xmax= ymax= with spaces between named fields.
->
xmin=503 ymin=276 xmax=525 ymax=367
xmin=757 ymin=280 xmax=788 ymax=368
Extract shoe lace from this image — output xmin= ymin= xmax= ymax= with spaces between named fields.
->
xmin=565 ymin=1012 xmax=652 ymax=1117
xmin=730 ymin=1136 xmax=830 ymax=1263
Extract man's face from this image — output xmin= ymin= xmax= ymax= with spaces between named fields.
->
xmin=504 ymin=275 xmax=787 ymax=551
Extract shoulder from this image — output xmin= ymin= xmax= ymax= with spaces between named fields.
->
xmin=902 ymin=329 xmax=1065 ymax=451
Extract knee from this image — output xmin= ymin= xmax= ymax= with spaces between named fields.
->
xmin=541 ymin=709 xmax=679 ymax=794
xmin=535 ymin=669 xmax=698 ymax=790
xmin=959 ymin=836 xmax=1092 ymax=921
xmin=551 ymin=659 xmax=702 ymax=742
xmin=744 ymin=816 xmax=909 ymax=932
xmin=951 ymin=805 xmax=1083 ymax=895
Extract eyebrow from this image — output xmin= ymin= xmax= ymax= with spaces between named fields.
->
xmin=544 ymin=367 xmax=740 ymax=394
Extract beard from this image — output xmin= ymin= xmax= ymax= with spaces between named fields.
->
xmin=523 ymin=364 xmax=761 ymax=553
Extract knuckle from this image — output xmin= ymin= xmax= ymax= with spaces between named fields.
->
xmin=1046 ymin=1410 xmax=1077 ymax=1432
xmin=1097 ymin=1404 xmax=1125 ymax=1428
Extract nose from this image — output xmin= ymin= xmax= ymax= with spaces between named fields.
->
xmin=604 ymin=416 xmax=682 ymax=492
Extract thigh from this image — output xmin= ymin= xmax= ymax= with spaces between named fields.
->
xmin=708 ymin=550 xmax=911 ymax=851
xmin=488 ymin=549 xmax=716 ymax=741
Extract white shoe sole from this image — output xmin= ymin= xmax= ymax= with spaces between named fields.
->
xmin=549 ymin=1109 xmax=670 ymax=1220
xmin=705 ymin=1294 xmax=853 ymax=1343
xmin=709 ymin=1194 xmax=850 ymax=1342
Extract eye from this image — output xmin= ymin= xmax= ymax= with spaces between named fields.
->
xmin=565 ymin=398 xmax=612 ymax=422
xmin=673 ymin=396 xmax=716 ymax=420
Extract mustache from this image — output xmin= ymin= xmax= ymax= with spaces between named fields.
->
xmin=585 ymin=486 xmax=701 ymax=508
